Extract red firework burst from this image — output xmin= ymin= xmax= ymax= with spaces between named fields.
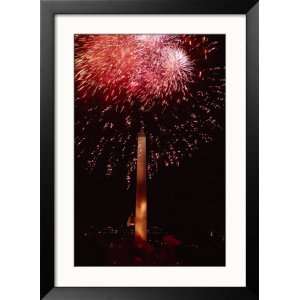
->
xmin=75 ymin=34 xmax=225 ymax=189
xmin=75 ymin=35 xmax=193 ymax=106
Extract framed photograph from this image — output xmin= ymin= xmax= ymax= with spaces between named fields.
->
xmin=41 ymin=0 xmax=258 ymax=299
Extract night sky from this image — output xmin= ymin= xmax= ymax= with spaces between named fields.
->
xmin=75 ymin=136 xmax=224 ymax=235
xmin=74 ymin=34 xmax=225 ymax=266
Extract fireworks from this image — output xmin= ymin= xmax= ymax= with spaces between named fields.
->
xmin=75 ymin=34 xmax=225 ymax=189
xmin=75 ymin=35 xmax=193 ymax=106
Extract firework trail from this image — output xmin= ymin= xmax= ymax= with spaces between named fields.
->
xmin=75 ymin=34 xmax=225 ymax=189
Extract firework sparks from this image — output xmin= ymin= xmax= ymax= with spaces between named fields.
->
xmin=75 ymin=35 xmax=193 ymax=106
xmin=75 ymin=34 xmax=225 ymax=189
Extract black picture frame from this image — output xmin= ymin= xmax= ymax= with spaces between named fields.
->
xmin=41 ymin=0 xmax=259 ymax=299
